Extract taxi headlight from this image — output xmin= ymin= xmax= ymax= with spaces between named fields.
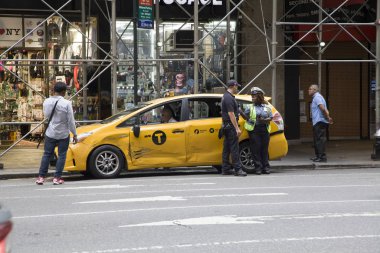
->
xmin=76 ymin=132 xmax=93 ymax=143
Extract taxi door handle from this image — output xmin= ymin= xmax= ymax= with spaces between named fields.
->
xmin=172 ymin=129 xmax=184 ymax=134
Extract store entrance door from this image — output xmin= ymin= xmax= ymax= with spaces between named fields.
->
xmin=326 ymin=62 xmax=368 ymax=139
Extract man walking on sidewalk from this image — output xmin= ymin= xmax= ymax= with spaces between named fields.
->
xmin=36 ymin=82 xmax=78 ymax=185
xmin=308 ymin=84 xmax=333 ymax=162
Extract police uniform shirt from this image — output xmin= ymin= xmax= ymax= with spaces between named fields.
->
xmin=221 ymin=91 xmax=238 ymax=123
xmin=244 ymin=104 xmax=273 ymax=126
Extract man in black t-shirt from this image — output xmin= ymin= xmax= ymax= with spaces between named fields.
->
xmin=220 ymin=80 xmax=247 ymax=177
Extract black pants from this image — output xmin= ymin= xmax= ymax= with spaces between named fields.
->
xmin=222 ymin=127 xmax=242 ymax=172
xmin=313 ymin=122 xmax=328 ymax=159
xmin=248 ymin=125 xmax=270 ymax=172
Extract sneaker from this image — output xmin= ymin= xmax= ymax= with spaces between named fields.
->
xmin=35 ymin=176 xmax=45 ymax=185
xmin=53 ymin=177 xmax=64 ymax=185
xmin=234 ymin=170 xmax=247 ymax=177
xmin=313 ymin=158 xmax=327 ymax=163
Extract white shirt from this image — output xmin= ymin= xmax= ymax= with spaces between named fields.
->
xmin=43 ymin=95 xmax=77 ymax=140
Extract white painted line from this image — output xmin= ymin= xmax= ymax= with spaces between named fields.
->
xmin=2 ymin=184 xmax=379 ymax=200
xmin=36 ymin=182 xmax=215 ymax=191
xmin=36 ymin=184 xmax=143 ymax=190
xmin=121 ymin=215 xmax=265 ymax=227
xmin=186 ymin=193 xmax=288 ymax=198
xmin=73 ymin=193 xmax=287 ymax=204
xmin=71 ymin=234 xmax=380 ymax=253
xmin=3 ymin=170 xmax=380 ymax=189
xmin=13 ymin=199 xmax=380 ymax=220
xmin=75 ymin=196 xmax=186 ymax=204
xmin=120 ymin=212 xmax=380 ymax=228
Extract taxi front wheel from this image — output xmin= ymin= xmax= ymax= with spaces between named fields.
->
xmin=88 ymin=145 xmax=125 ymax=179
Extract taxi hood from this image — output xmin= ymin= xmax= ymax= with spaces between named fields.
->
xmin=76 ymin=123 xmax=103 ymax=135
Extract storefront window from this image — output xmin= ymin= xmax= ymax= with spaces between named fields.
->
xmin=0 ymin=15 xmax=98 ymax=144
xmin=115 ymin=20 xmax=236 ymax=110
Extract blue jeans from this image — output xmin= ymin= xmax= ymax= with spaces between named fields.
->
xmin=38 ymin=135 xmax=70 ymax=178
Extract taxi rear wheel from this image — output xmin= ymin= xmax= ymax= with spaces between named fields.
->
xmin=239 ymin=141 xmax=255 ymax=173
xmin=88 ymin=145 xmax=125 ymax=179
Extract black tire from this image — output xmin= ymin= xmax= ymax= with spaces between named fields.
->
xmin=239 ymin=141 xmax=255 ymax=173
xmin=212 ymin=165 xmax=222 ymax=174
xmin=88 ymin=145 xmax=125 ymax=179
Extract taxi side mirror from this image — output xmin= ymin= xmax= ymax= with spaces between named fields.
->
xmin=132 ymin=125 xmax=140 ymax=138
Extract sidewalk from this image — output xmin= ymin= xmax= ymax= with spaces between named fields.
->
xmin=1 ymin=140 xmax=379 ymax=179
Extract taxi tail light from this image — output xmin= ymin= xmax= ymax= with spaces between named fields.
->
xmin=272 ymin=111 xmax=284 ymax=131
xmin=0 ymin=221 xmax=12 ymax=241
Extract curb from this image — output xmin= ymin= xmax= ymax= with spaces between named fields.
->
xmin=1 ymin=163 xmax=380 ymax=180
xmin=0 ymin=171 xmax=71 ymax=180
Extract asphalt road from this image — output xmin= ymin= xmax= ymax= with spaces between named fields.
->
xmin=1 ymin=168 xmax=380 ymax=253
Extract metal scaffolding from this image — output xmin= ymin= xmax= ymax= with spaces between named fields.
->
xmin=0 ymin=0 xmax=378 ymax=159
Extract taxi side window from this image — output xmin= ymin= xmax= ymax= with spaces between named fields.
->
xmin=117 ymin=116 xmax=137 ymax=128
xmin=188 ymin=98 xmax=222 ymax=120
xmin=139 ymin=101 xmax=182 ymax=125
xmin=140 ymin=107 xmax=162 ymax=125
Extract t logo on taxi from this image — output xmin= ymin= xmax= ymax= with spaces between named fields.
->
xmin=152 ymin=130 xmax=166 ymax=145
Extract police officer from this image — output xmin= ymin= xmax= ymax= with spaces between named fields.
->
xmin=221 ymin=80 xmax=247 ymax=177
xmin=244 ymin=87 xmax=273 ymax=175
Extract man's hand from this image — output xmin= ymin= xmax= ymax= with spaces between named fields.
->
xmin=236 ymin=128 xmax=241 ymax=137
xmin=328 ymin=117 xmax=334 ymax=124
xmin=73 ymin=135 xmax=78 ymax=144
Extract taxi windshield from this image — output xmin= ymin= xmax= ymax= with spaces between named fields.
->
xmin=100 ymin=105 xmax=146 ymax=124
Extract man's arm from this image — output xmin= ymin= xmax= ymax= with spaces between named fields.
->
xmin=67 ymin=103 xmax=78 ymax=143
xmin=318 ymin=104 xmax=333 ymax=124
xmin=228 ymin=111 xmax=241 ymax=137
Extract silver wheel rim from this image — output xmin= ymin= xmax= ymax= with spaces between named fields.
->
xmin=240 ymin=146 xmax=254 ymax=169
xmin=95 ymin=151 xmax=120 ymax=175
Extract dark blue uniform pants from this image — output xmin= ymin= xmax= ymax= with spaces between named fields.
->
xmin=248 ymin=125 xmax=270 ymax=172
xmin=222 ymin=127 xmax=242 ymax=172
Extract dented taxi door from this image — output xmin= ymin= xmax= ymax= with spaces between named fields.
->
xmin=129 ymin=121 xmax=187 ymax=167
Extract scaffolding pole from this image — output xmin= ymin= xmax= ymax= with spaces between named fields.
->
xmin=271 ymin=0 xmax=277 ymax=106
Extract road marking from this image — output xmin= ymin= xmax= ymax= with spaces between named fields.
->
xmin=71 ymin=234 xmax=380 ymax=253
xmin=2 ymin=184 xmax=379 ymax=200
xmin=2 ymin=170 xmax=380 ymax=188
xmin=13 ymin=199 xmax=380 ymax=219
xmin=120 ymin=212 xmax=380 ymax=227
xmin=36 ymin=182 xmax=215 ymax=191
xmin=73 ymin=193 xmax=287 ymax=204
xmin=75 ymin=196 xmax=186 ymax=204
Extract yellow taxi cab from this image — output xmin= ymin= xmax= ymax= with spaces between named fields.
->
xmin=65 ymin=94 xmax=288 ymax=178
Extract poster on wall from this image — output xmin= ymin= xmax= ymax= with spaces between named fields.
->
xmin=0 ymin=17 xmax=23 ymax=48
xmin=24 ymin=18 xmax=46 ymax=48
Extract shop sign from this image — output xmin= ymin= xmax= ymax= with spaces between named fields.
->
xmin=156 ymin=0 xmax=223 ymax=5
xmin=138 ymin=0 xmax=154 ymax=29
xmin=24 ymin=18 xmax=45 ymax=48
xmin=0 ymin=17 xmax=23 ymax=48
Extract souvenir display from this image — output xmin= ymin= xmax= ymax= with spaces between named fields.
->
xmin=0 ymin=16 xmax=99 ymax=145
